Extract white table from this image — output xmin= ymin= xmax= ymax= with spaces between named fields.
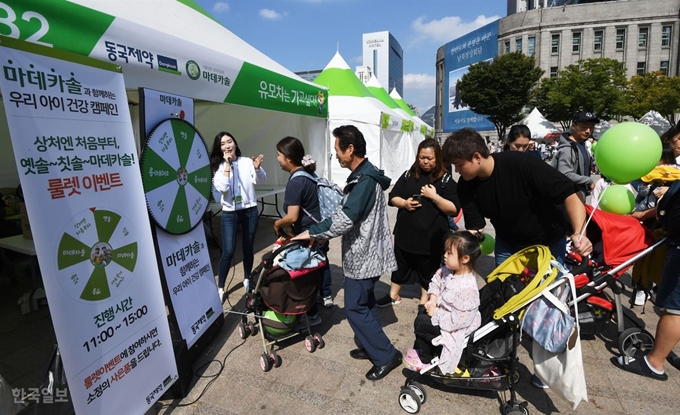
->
xmin=0 ymin=234 xmax=41 ymax=289
xmin=0 ymin=234 xmax=36 ymax=255
xmin=209 ymin=185 xmax=286 ymax=219
xmin=205 ymin=185 xmax=286 ymax=250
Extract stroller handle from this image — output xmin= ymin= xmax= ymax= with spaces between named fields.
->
xmin=271 ymin=240 xmax=309 ymax=258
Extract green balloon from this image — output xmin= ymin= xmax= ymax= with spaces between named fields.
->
xmin=599 ymin=184 xmax=635 ymax=215
xmin=595 ymin=122 xmax=661 ymax=184
xmin=480 ymin=233 xmax=495 ymax=255
xmin=591 ymin=141 xmax=598 ymax=155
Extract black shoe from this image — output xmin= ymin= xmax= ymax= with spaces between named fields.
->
xmin=366 ymin=351 xmax=403 ymax=381
xmin=350 ymin=348 xmax=370 ymax=360
xmin=376 ymin=294 xmax=402 ymax=308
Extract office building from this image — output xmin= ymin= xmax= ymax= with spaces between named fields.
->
xmin=435 ymin=0 xmax=680 ymax=139
xmin=362 ymin=31 xmax=403 ymax=96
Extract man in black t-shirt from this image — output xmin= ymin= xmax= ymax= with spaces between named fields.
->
xmin=442 ymin=128 xmax=593 ymax=266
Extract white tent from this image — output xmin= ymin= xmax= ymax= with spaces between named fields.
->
xmin=520 ymin=108 xmax=562 ymax=142
xmin=638 ymin=110 xmax=672 ymax=137
xmin=389 ymin=88 xmax=434 ymax=138
xmin=314 ymin=52 xmax=410 ymax=184
xmin=365 ymin=76 xmax=420 ymax=179
xmin=593 ymin=119 xmax=614 ymax=139
xmin=0 ymin=0 xmax=329 ymax=188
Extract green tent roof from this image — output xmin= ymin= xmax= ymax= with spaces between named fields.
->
xmin=389 ymin=88 xmax=416 ymax=117
xmin=314 ymin=52 xmax=374 ymax=98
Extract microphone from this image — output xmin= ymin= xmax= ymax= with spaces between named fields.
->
xmin=226 ymin=156 xmax=233 ymax=166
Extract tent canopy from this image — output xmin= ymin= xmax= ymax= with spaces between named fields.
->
xmin=638 ymin=110 xmax=672 ymax=137
xmin=520 ymin=108 xmax=561 ymax=142
xmin=0 ymin=0 xmax=329 ymax=187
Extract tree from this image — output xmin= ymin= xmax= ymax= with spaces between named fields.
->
xmin=407 ymin=103 xmax=418 ymax=116
xmin=624 ymin=72 xmax=680 ymax=123
xmin=532 ymin=58 xmax=628 ymax=130
xmin=458 ymin=51 xmax=544 ymax=139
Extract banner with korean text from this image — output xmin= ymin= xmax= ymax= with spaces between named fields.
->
xmin=0 ymin=36 xmax=177 ymax=414
xmin=140 ymin=88 xmax=222 ymax=349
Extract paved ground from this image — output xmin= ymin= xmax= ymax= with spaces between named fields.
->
xmin=153 ymin=197 xmax=680 ymax=415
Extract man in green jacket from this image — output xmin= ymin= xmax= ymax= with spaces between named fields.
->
xmin=294 ymin=125 xmax=401 ymax=381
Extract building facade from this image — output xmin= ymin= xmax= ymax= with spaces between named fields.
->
xmin=435 ymin=0 xmax=680 ymax=140
xmin=362 ymin=31 xmax=404 ymax=96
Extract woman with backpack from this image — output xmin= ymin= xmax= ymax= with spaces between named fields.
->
xmin=376 ymin=138 xmax=460 ymax=308
xmin=274 ymin=136 xmax=333 ymax=313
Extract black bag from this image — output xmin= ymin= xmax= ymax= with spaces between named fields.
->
xmin=478 ymin=274 xmax=525 ymax=324
xmin=657 ymin=180 xmax=680 ymax=231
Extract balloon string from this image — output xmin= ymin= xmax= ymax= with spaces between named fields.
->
xmin=579 ymin=181 xmax=608 ymax=242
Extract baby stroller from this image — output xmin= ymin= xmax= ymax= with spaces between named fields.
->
xmin=398 ymin=245 xmax=561 ymax=415
xmin=565 ymin=205 xmax=666 ymax=357
xmin=235 ymin=240 xmax=326 ymax=372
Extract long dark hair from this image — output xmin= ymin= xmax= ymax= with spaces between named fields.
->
xmin=504 ymin=124 xmax=532 ymax=151
xmin=210 ymin=131 xmax=242 ymax=174
xmin=408 ymin=138 xmax=445 ymax=182
xmin=660 ymin=124 xmax=680 ymax=164
xmin=276 ymin=136 xmax=316 ymax=174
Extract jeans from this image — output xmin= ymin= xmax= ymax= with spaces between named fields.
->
xmin=218 ymin=206 xmax=258 ymax=288
xmin=494 ymin=236 xmax=567 ymax=268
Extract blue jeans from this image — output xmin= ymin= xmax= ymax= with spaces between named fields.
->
xmin=218 ymin=206 xmax=259 ymax=288
xmin=494 ymin=236 xmax=567 ymax=268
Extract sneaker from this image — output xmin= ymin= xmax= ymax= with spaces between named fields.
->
xmin=531 ymin=374 xmax=549 ymax=389
xmin=376 ymin=294 xmax=402 ymax=308
xmin=217 ymin=288 xmax=224 ymax=303
xmin=403 ymin=348 xmax=425 ymax=371
xmin=634 ymin=290 xmax=646 ymax=306
xmin=243 ymin=278 xmax=250 ymax=293
xmin=323 ymin=296 xmax=333 ymax=308
xmin=294 ymin=313 xmax=322 ymax=331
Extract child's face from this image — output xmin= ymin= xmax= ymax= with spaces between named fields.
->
xmin=443 ymin=244 xmax=460 ymax=271
xmin=443 ymin=243 xmax=469 ymax=272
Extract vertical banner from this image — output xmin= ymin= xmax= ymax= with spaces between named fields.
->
xmin=140 ymin=88 xmax=222 ymax=348
xmin=0 ymin=37 xmax=177 ymax=414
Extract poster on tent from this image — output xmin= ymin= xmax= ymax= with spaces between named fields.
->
xmin=140 ymin=88 xmax=221 ymax=348
xmin=442 ymin=20 xmax=498 ymax=132
xmin=0 ymin=38 xmax=177 ymax=414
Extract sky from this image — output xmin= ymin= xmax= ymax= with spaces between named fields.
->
xmin=192 ymin=0 xmax=506 ymax=115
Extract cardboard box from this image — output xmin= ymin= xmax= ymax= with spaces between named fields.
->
xmin=18 ymin=202 xmax=32 ymax=240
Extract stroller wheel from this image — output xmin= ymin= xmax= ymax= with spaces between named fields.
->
xmin=238 ymin=322 xmax=250 ymax=340
xmin=247 ymin=322 xmax=258 ymax=337
xmin=269 ymin=350 xmax=282 ymax=368
xmin=618 ymin=328 xmax=655 ymax=357
xmin=304 ymin=335 xmax=317 ymax=353
xmin=405 ymin=381 xmax=427 ymax=404
xmin=260 ymin=353 xmax=272 ymax=372
xmin=398 ymin=388 xmax=421 ymax=414
xmin=313 ymin=333 xmax=325 ymax=349
xmin=501 ymin=403 xmax=529 ymax=415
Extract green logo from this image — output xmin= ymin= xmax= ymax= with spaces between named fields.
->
xmin=186 ymin=60 xmax=201 ymax=80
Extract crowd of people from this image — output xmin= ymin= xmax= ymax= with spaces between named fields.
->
xmin=208 ymin=111 xmax=680 ymax=385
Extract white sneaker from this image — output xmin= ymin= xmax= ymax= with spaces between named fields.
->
xmin=217 ymin=288 xmax=224 ymax=303
xmin=323 ymin=296 xmax=333 ymax=308
xmin=634 ymin=290 xmax=646 ymax=306
xmin=243 ymin=278 xmax=250 ymax=293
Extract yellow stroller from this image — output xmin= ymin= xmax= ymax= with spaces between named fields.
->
xmin=398 ymin=245 xmax=560 ymax=415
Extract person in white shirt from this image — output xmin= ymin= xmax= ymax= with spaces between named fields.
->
xmin=210 ymin=132 xmax=266 ymax=300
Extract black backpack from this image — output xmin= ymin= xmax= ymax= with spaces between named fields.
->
xmin=657 ymin=180 xmax=680 ymax=231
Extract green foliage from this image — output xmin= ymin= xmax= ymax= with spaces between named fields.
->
xmin=531 ymin=58 xmax=628 ymax=129
xmin=624 ymin=72 xmax=680 ymax=123
xmin=458 ymin=51 xmax=544 ymax=138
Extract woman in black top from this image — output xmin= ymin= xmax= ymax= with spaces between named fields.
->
xmin=376 ymin=139 xmax=460 ymax=308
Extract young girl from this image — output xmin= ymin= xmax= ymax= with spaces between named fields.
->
xmin=404 ymin=231 xmax=482 ymax=375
